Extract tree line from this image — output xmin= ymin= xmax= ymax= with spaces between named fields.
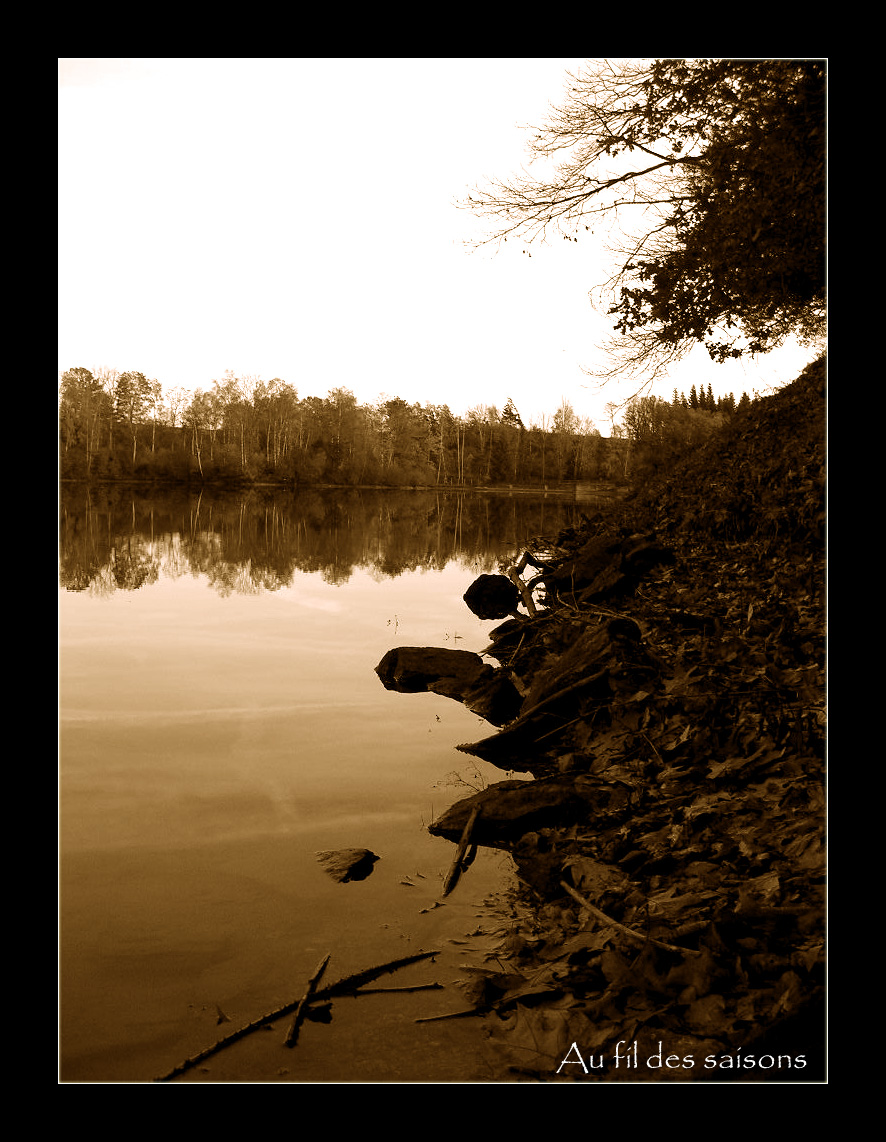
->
xmin=59 ymin=366 xmax=752 ymax=488
xmin=620 ymin=387 xmax=751 ymax=483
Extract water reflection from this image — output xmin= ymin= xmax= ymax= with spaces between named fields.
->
xmin=59 ymin=484 xmax=610 ymax=595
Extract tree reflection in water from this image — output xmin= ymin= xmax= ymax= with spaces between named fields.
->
xmin=59 ymin=485 xmax=615 ymax=596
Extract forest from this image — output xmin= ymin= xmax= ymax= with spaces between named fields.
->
xmin=58 ymin=366 xmax=750 ymax=489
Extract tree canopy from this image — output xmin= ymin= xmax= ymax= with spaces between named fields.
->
xmin=462 ymin=58 xmax=826 ymax=379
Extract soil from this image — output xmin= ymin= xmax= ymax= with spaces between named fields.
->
xmin=427 ymin=356 xmax=826 ymax=1083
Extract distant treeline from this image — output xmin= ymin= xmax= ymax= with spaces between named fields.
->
xmin=59 ymin=368 xmax=753 ymax=488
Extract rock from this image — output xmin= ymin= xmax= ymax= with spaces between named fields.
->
xmin=376 ymin=646 xmax=487 ymax=692
xmin=428 ymin=778 xmax=592 ymax=846
xmin=542 ymin=534 xmax=674 ymax=604
xmin=316 ymin=848 xmax=380 ymax=883
xmin=456 ymin=619 xmax=663 ymax=770
xmin=375 ymin=646 xmax=522 ymax=726
xmin=621 ymin=539 xmax=675 ymax=576
xmin=543 ymin=536 xmax=620 ymax=597
xmin=463 ymin=574 xmax=521 ymax=620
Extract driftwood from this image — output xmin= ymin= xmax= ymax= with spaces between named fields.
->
xmin=441 ymin=806 xmax=480 ymax=897
xmin=155 ymin=949 xmax=442 ymax=1082
xmin=284 ymin=954 xmax=331 ymax=1047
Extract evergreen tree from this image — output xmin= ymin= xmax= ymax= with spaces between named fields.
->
xmin=501 ymin=397 xmax=525 ymax=430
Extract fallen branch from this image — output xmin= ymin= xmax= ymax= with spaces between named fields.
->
xmin=442 ymin=806 xmax=480 ymax=897
xmin=155 ymin=949 xmax=442 ymax=1082
xmin=506 ymin=564 xmax=538 ymax=618
xmin=155 ymin=1005 xmax=298 ymax=1083
xmin=559 ymin=881 xmax=701 ymax=957
xmin=285 ymin=954 xmax=331 ymax=1047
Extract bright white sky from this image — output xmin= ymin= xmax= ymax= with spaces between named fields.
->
xmin=58 ymin=58 xmax=821 ymax=430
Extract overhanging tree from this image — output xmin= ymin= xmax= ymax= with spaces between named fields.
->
xmin=461 ymin=58 xmax=825 ymax=380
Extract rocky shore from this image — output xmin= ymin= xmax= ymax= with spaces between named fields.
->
xmin=379 ymin=356 xmax=826 ymax=1083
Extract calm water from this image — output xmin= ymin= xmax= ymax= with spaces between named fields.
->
xmin=59 ymin=485 xmax=613 ymax=1083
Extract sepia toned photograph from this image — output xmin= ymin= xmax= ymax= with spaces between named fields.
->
xmin=58 ymin=58 xmax=826 ymax=1084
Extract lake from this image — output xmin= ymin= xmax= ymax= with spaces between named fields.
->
xmin=59 ymin=484 xmax=616 ymax=1083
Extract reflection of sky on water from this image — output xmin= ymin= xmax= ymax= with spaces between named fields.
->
xmin=59 ymin=558 xmax=499 ymax=858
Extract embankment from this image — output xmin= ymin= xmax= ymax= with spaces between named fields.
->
xmin=380 ymin=355 xmax=826 ymax=1082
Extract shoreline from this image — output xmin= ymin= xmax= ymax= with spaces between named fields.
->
xmin=383 ymin=357 xmax=826 ymax=1082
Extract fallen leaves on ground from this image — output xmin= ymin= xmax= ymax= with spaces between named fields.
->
xmin=456 ymin=358 xmax=825 ymax=1083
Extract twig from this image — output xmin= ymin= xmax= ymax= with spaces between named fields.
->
xmin=314 ymin=949 xmax=442 ymax=997
xmin=559 ymin=881 xmax=700 ymax=957
xmin=442 ymin=806 xmax=480 ymax=897
xmin=533 ymin=714 xmax=588 ymax=744
xmin=517 ymin=667 xmax=610 ymax=720
xmin=641 ymin=731 xmax=663 ymax=765
xmin=284 ymin=954 xmax=331 ymax=1048
xmin=415 ymin=1008 xmax=483 ymax=1023
xmin=355 ymin=983 xmax=444 ymax=995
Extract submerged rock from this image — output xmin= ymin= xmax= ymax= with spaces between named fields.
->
xmin=316 ymin=848 xmax=379 ymax=883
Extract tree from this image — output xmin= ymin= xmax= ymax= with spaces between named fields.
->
xmin=165 ymin=387 xmax=190 ymax=432
xmin=60 ymin=366 xmax=107 ymax=474
xmin=622 ymin=394 xmax=724 ymax=480
xmin=551 ymin=398 xmax=580 ymax=480
xmin=115 ymin=371 xmax=153 ymax=467
xmin=501 ymin=397 xmax=525 ymax=430
xmin=462 ymin=58 xmax=825 ymax=380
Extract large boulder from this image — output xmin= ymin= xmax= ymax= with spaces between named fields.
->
xmin=375 ymin=646 xmax=522 ymax=726
xmin=463 ymin=574 xmax=521 ymax=620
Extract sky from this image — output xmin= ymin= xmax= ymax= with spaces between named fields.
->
xmin=58 ymin=58 xmax=822 ymax=430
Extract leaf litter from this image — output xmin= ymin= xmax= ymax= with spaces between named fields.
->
xmin=441 ymin=357 xmax=825 ymax=1082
